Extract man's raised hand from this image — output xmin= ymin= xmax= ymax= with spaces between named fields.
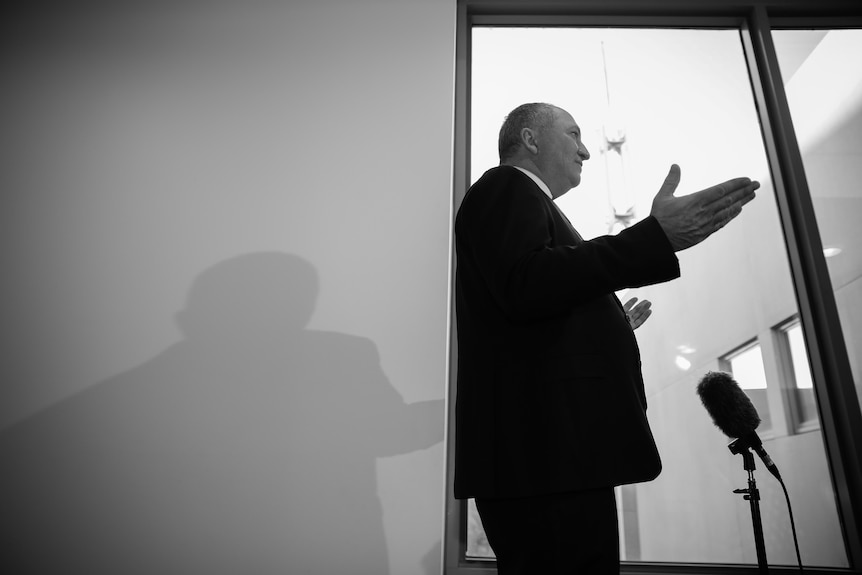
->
xmin=650 ymin=164 xmax=759 ymax=252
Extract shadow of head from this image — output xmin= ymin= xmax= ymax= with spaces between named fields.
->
xmin=176 ymin=252 xmax=319 ymax=343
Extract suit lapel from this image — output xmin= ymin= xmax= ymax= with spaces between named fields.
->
xmin=545 ymin=197 xmax=584 ymax=245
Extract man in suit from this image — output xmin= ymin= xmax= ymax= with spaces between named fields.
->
xmin=453 ymin=103 xmax=759 ymax=573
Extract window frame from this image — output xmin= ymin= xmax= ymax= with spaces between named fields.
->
xmin=446 ymin=1 xmax=862 ymax=573
xmin=776 ymin=316 xmax=820 ymax=433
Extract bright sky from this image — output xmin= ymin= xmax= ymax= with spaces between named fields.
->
xmin=470 ymin=27 xmax=770 ymax=240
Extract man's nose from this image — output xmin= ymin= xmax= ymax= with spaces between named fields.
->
xmin=579 ymin=145 xmax=590 ymax=161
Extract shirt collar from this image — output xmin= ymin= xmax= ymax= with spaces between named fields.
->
xmin=511 ymin=166 xmax=553 ymax=200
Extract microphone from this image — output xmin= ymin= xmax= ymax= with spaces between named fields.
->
xmin=696 ymin=371 xmax=782 ymax=480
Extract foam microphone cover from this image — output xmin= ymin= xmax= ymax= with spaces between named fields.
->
xmin=696 ymin=371 xmax=761 ymax=438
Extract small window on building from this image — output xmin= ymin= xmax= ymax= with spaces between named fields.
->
xmin=781 ymin=319 xmax=818 ymax=431
xmin=720 ymin=341 xmax=772 ymax=432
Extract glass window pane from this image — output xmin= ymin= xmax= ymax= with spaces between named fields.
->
xmin=773 ymin=28 xmax=862 ymax=426
xmin=728 ymin=344 xmax=768 ymax=389
xmin=466 ymin=498 xmax=494 ymax=558
xmin=786 ymin=323 xmax=813 ymax=389
xmin=469 ymin=26 xmax=848 ymax=568
xmin=783 ymin=320 xmax=818 ymax=428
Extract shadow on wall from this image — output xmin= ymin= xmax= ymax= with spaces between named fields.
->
xmin=0 ymin=252 xmax=444 ymax=575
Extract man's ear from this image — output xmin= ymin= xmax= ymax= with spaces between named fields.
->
xmin=520 ymin=127 xmax=539 ymax=154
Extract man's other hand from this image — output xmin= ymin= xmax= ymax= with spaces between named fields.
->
xmin=623 ymin=297 xmax=652 ymax=330
xmin=650 ymin=164 xmax=759 ymax=252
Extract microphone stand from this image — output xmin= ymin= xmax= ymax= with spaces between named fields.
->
xmin=729 ymin=437 xmax=769 ymax=574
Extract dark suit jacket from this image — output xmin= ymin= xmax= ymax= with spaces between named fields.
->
xmin=454 ymin=165 xmax=681 ymax=499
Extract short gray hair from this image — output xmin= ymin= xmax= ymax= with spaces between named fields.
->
xmin=498 ymin=103 xmax=558 ymax=163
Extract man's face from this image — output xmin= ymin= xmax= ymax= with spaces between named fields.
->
xmin=536 ymin=107 xmax=590 ymax=197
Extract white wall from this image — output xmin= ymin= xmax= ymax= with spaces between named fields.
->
xmin=0 ymin=1 xmax=454 ymax=573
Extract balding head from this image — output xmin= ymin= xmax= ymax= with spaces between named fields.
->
xmin=498 ymin=103 xmax=559 ymax=163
